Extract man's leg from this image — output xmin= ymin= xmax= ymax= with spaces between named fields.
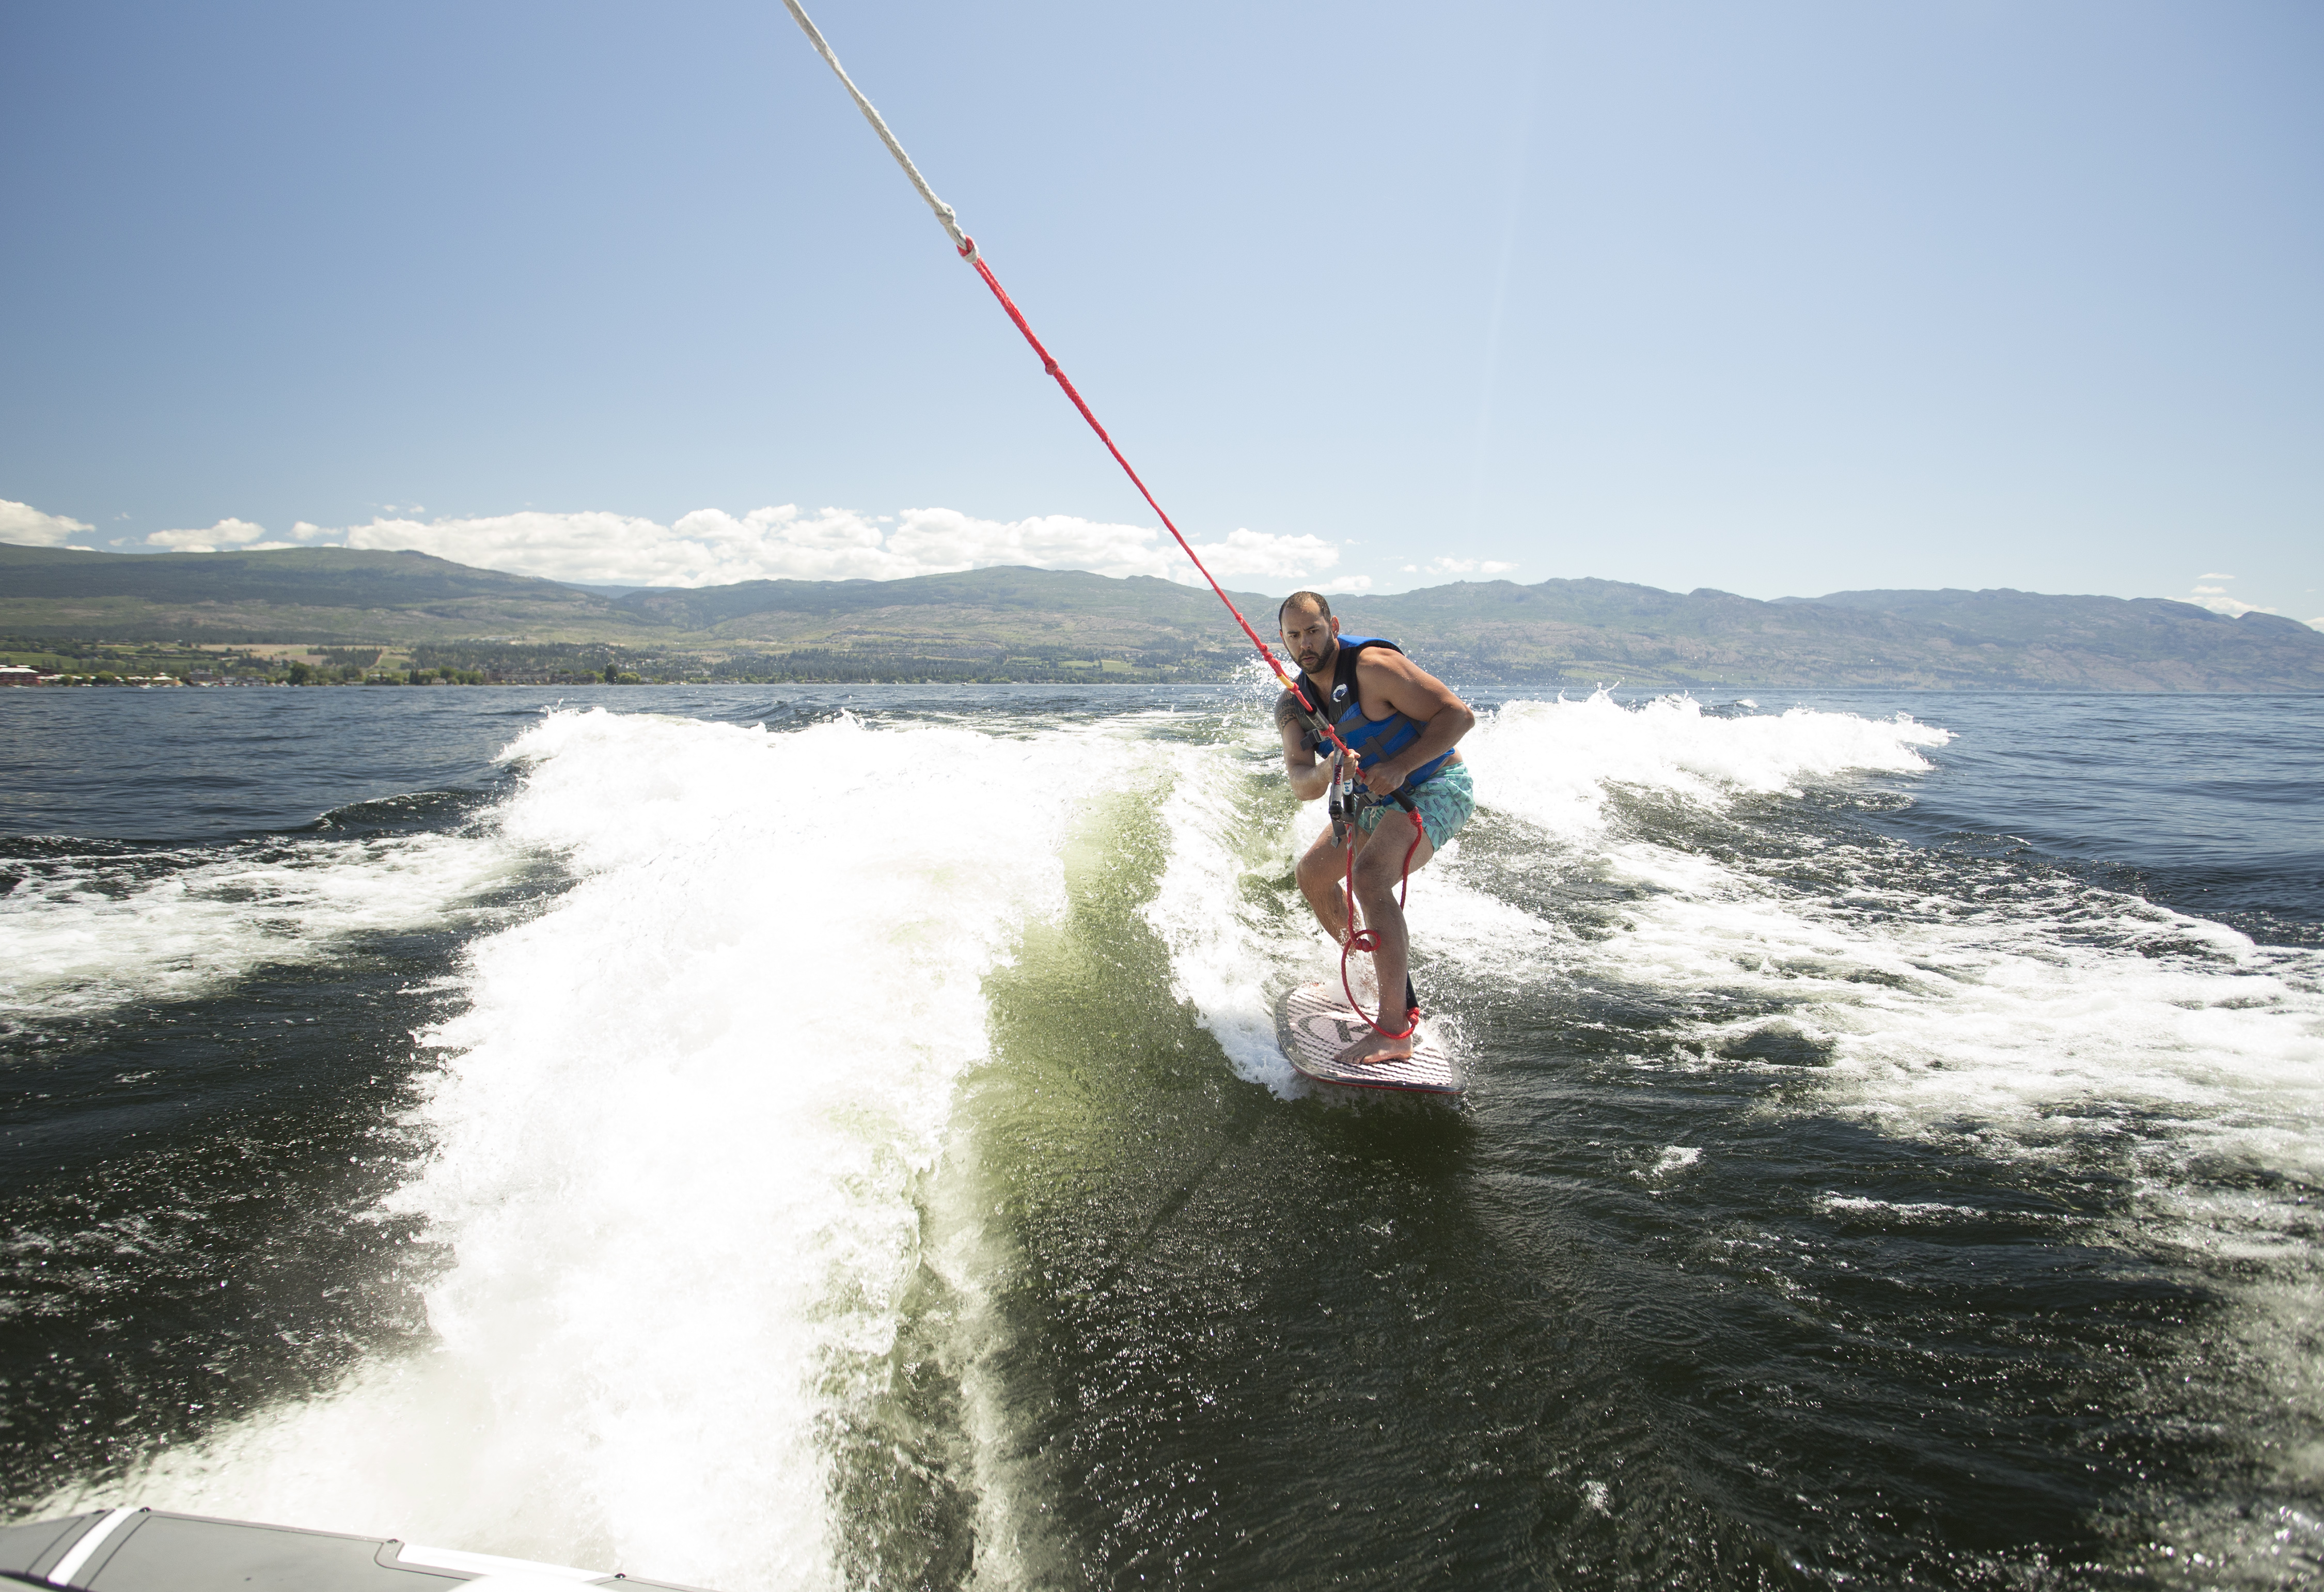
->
xmin=1297 ymin=825 xmax=1397 ymax=1006
xmin=1334 ymin=821 xmax=1437 ymax=1063
xmin=1295 ymin=824 xmax=1357 ymax=943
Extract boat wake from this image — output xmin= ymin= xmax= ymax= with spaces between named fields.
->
xmin=14 ymin=692 xmax=2318 ymax=1588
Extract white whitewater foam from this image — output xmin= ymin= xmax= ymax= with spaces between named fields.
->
xmin=1141 ymin=685 xmax=2319 ymax=1204
xmin=1456 ymin=690 xmax=2324 ymax=1547
xmin=1436 ymin=693 xmax=2322 ymax=1190
xmin=1467 ymin=690 xmax=1947 ymax=841
xmin=1143 ymin=691 xmax=1881 ymax=1089
xmin=1141 ymin=738 xmax=1312 ymax=1094
xmin=35 ymin=690 xmax=2315 ymax=1585
xmin=0 ymin=835 xmax=517 ymax=1020
xmin=1585 ymin=842 xmax=2324 ymax=1183
xmin=1645 ymin=1145 xmax=1702 ymax=1179
xmin=76 ymin=707 xmax=1138 ymax=1591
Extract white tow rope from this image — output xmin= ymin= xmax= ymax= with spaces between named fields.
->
xmin=778 ymin=0 xmax=973 ymax=256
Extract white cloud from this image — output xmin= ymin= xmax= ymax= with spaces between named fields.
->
xmin=324 ymin=504 xmax=1347 ymax=591
xmin=2188 ymin=574 xmax=2276 ymax=619
xmin=1 ymin=500 xmax=95 ymax=547
xmin=1317 ymin=575 xmax=1374 ymax=595
xmin=1405 ymin=556 xmax=1518 ymax=578
xmin=1162 ymin=524 xmax=1342 ymax=583
xmin=346 ymin=509 xmax=715 ymax=583
xmin=145 ymin=518 xmax=274 ymax=552
xmin=2190 ymin=593 xmax=2275 ymax=618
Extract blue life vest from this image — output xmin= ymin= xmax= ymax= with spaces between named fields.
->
xmin=1318 ymin=635 xmax=1454 ymax=789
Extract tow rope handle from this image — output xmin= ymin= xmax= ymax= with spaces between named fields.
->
xmin=782 ymin=0 xmax=1424 ymax=1040
xmin=1302 ymin=726 xmax=1422 ymax=817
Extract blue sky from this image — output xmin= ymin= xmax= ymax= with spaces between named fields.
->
xmin=3 ymin=0 xmax=2318 ymax=622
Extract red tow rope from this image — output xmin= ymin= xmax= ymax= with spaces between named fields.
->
xmin=964 ymin=243 xmax=1427 ymax=1040
xmin=967 ymin=231 xmax=1425 ymax=1041
xmin=781 ymin=0 xmax=1427 ymax=1040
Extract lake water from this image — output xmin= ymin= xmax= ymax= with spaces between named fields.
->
xmin=2 ymin=682 xmax=2318 ymax=1589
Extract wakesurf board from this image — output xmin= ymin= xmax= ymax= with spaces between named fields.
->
xmin=1275 ymin=980 xmax=1462 ymax=1096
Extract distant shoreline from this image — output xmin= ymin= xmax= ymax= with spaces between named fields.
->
xmin=6 ymin=544 xmax=2320 ymax=692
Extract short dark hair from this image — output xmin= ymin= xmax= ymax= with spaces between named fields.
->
xmin=1278 ymin=590 xmax=1332 ymax=626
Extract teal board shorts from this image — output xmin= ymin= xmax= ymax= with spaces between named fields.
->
xmin=1353 ymin=759 xmax=1474 ymax=851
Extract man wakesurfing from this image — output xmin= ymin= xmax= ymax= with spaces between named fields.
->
xmin=1274 ymin=590 xmax=1478 ymax=1065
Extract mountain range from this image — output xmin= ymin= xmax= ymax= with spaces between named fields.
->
xmin=3 ymin=541 xmax=2318 ymax=691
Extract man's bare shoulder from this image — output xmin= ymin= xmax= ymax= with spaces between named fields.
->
xmin=1351 ymin=644 xmax=1433 ymax=689
xmin=1274 ymin=689 xmax=1310 ymax=730
xmin=1354 ymin=646 xmax=1467 ymax=708
xmin=1350 ymin=644 xmax=1416 ymax=679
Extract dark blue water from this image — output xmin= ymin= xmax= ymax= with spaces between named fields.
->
xmin=1778 ymin=691 xmax=2323 ymax=949
xmin=1 ymin=686 xmax=2318 ymax=1589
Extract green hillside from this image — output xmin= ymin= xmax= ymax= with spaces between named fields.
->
xmin=0 ymin=543 xmax=643 ymax=643
xmin=1350 ymin=579 xmax=2324 ymax=691
xmin=3 ymin=542 xmax=2319 ymax=690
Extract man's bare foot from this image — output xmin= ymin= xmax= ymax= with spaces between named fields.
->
xmin=1335 ymin=1023 xmax=1417 ymax=1067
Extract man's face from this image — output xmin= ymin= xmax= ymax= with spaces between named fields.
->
xmin=1280 ymin=604 xmax=1339 ymax=675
